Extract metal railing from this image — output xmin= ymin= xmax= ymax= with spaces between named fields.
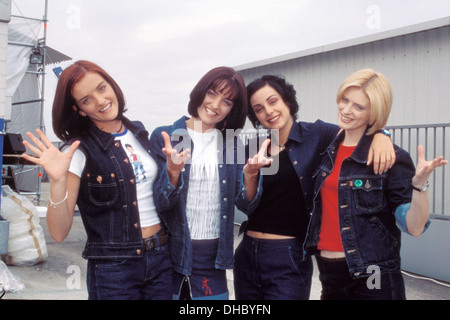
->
xmin=387 ymin=123 xmax=449 ymax=220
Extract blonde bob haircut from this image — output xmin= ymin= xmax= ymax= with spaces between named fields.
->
xmin=336 ymin=68 xmax=392 ymax=136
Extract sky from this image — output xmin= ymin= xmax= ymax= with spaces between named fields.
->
xmin=10 ymin=0 xmax=450 ymax=141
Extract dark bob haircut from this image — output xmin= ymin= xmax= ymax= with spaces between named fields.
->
xmin=52 ymin=60 xmax=126 ymax=141
xmin=187 ymin=66 xmax=248 ymax=131
xmin=246 ymin=75 xmax=299 ymax=128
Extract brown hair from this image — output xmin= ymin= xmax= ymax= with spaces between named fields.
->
xmin=187 ymin=66 xmax=248 ymax=130
xmin=52 ymin=60 xmax=126 ymax=141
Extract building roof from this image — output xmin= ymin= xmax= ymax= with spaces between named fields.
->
xmin=235 ymin=16 xmax=450 ymax=71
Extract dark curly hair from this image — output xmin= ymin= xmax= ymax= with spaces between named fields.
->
xmin=246 ymin=75 xmax=299 ymax=128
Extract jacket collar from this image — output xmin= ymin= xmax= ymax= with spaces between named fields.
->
xmin=87 ymin=116 xmax=144 ymax=151
xmin=287 ymin=120 xmax=303 ymax=144
xmin=329 ymin=130 xmax=374 ymax=164
xmin=169 ymin=116 xmax=189 ymax=135
xmin=266 ymin=120 xmax=304 ymax=146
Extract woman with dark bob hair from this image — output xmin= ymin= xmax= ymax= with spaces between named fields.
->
xmin=187 ymin=67 xmax=248 ymax=131
xmin=22 ymin=60 xmax=173 ymax=300
xmin=234 ymin=74 xmax=395 ymax=300
xmin=150 ymin=66 xmax=267 ymax=300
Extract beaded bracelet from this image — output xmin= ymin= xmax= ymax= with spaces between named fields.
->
xmin=49 ymin=191 xmax=68 ymax=208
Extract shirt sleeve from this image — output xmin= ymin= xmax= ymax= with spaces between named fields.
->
xmin=235 ymin=167 xmax=263 ymax=215
xmin=394 ymin=202 xmax=431 ymax=235
xmin=61 ymin=145 xmax=86 ymax=177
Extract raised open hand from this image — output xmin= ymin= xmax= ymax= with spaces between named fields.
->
xmin=412 ymin=145 xmax=448 ymax=187
xmin=21 ymin=129 xmax=80 ymax=183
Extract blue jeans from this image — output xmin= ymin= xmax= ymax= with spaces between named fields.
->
xmin=87 ymin=243 xmax=173 ymax=300
xmin=173 ymin=239 xmax=228 ymax=300
xmin=316 ymin=255 xmax=406 ymax=300
xmin=234 ymin=234 xmax=312 ymax=300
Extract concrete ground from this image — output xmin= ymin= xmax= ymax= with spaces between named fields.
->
xmin=1 ymin=183 xmax=450 ymax=300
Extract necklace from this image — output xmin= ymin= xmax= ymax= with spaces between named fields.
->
xmin=113 ymin=121 xmax=123 ymax=134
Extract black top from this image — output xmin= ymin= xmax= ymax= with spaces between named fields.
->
xmin=246 ymin=149 xmax=308 ymax=239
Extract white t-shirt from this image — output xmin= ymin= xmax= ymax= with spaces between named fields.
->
xmin=185 ymin=128 xmax=220 ymax=239
xmin=64 ymin=128 xmax=160 ymax=228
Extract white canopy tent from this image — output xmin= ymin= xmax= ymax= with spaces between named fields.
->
xmin=6 ymin=16 xmax=71 ymax=136
xmin=4 ymin=6 xmax=71 ymax=197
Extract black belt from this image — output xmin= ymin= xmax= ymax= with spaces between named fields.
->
xmin=143 ymin=229 xmax=168 ymax=250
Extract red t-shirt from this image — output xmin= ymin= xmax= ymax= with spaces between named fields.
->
xmin=318 ymin=143 xmax=356 ymax=252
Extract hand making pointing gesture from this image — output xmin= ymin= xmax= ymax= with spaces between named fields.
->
xmin=161 ymin=131 xmax=191 ymax=187
xmin=243 ymin=138 xmax=273 ymax=177
xmin=242 ymin=138 xmax=273 ymax=202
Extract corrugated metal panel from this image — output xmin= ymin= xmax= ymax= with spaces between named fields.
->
xmin=240 ymin=25 xmax=450 ymax=128
xmin=236 ymin=17 xmax=450 ymax=71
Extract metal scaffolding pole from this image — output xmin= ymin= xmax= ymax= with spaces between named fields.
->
xmin=6 ymin=0 xmax=49 ymax=205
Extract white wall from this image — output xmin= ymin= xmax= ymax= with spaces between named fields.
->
xmin=0 ymin=0 xmax=11 ymax=120
xmin=0 ymin=23 xmax=8 ymax=120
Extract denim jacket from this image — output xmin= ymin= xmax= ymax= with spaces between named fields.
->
xmin=304 ymin=131 xmax=425 ymax=278
xmin=240 ymin=120 xmax=339 ymax=226
xmin=149 ymin=116 xmax=262 ymax=275
xmin=73 ymin=117 xmax=166 ymax=259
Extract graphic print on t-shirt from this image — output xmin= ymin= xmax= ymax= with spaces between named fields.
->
xmin=125 ymin=143 xmax=147 ymax=183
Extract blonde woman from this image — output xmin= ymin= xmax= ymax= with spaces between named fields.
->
xmin=304 ymin=69 xmax=447 ymax=300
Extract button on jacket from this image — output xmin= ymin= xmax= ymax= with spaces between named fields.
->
xmin=304 ymin=131 xmax=422 ymax=278
xmin=72 ymin=117 xmax=166 ymax=259
xmin=150 ymin=116 xmax=262 ymax=275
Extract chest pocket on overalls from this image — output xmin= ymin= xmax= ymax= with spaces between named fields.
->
xmin=351 ymin=178 xmax=384 ymax=213
xmin=86 ymin=173 xmax=119 ymax=207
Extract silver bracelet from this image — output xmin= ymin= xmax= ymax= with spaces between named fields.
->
xmin=49 ymin=191 xmax=68 ymax=208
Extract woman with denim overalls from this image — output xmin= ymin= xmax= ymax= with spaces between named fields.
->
xmin=22 ymin=60 xmax=173 ymax=300
xmin=150 ymin=67 xmax=268 ymax=300
xmin=234 ymin=75 xmax=396 ymax=300
xmin=304 ymin=69 xmax=447 ymax=299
